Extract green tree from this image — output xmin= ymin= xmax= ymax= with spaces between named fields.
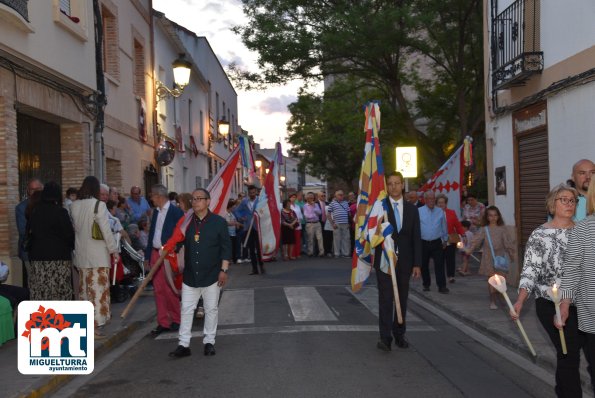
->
xmin=233 ymin=0 xmax=484 ymax=180
xmin=287 ymin=78 xmax=403 ymax=188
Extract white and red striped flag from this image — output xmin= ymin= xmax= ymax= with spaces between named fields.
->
xmin=206 ymin=146 xmax=241 ymax=216
xmin=254 ymin=144 xmax=282 ymax=262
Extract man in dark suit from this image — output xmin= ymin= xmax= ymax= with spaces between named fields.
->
xmin=235 ymin=185 xmax=264 ymax=275
xmin=145 ymin=184 xmax=184 ymax=336
xmin=374 ymin=171 xmax=422 ymax=351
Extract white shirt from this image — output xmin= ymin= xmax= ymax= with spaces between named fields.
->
xmin=152 ymin=201 xmax=170 ymax=249
xmin=389 ymin=196 xmax=404 ymax=229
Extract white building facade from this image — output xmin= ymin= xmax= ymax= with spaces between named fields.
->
xmin=153 ymin=11 xmax=241 ymax=196
xmin=483 ymin=0 xmax=595 ymax=265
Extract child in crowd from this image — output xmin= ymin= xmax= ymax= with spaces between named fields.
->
xmin=457 ymin=220 xmax=474 ymax=276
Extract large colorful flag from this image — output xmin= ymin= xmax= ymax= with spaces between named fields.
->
xmin=418 ymin=145 xmax=465 ymax=217
xmin=351 ymin=102 xmax=395 ymax=292
xmin=254 ymin=144 xmax=282 ymax=262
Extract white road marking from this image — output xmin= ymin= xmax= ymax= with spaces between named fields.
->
xmin=348 ymin=286 xmax=422 ymax=322
xmin=284 ymin=286 xmax=338 ymax=322
xmin=218 ymin=289 xmax=255 ymax=325
xmin=155 ymin=323 xmax=435 ymax=340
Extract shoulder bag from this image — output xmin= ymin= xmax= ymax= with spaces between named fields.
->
xmin=92 ymin=200 xmax=104 ymax=240
xmin=485 ymin=227 xmax=509 ymax=272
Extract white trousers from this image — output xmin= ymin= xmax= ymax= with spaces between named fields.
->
xmin=178 ymin=281 xmax=220 ymax=347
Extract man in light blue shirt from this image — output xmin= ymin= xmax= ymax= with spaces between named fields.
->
xmin=569 ymin=159 xmax=595 ymax=221
xmin=418 ymin=191 xmax=449 ymax=293
xmin=127 ymin=186 xmax=151 ymax=224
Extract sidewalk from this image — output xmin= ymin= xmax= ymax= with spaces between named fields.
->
xmin=409 ymin=255 xmax=592 ymax=394
xmin=1 ymin=291 xmax=156 ymax=398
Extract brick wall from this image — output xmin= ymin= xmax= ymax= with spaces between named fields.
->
xmin=106 ymin=157 xmax=122 ymax=193
xmin=61 ymin=123 xmax=91 ymax=192
xmin=0 ymin=94 xmax=22 ymax=284
xmin=102 ymin=2 xmax=120 ymax=80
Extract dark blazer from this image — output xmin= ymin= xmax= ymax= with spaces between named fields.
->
xmin=144 ymin=204 xmax=184 ymax=260
xmin=374 ymin=197 xmax=422 ymax=272
xmin=28 ymin=202 xmax=75 ymax=261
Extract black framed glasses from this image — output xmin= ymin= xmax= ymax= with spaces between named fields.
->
xmin=192 ymin=197 xmax=208 ymax=202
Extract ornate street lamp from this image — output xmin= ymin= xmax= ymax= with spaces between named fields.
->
xmin=155 ymin=53 xmax=192 ymax=103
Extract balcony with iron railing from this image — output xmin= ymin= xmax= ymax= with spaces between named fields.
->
xmin=0 ymin=0 xmax=28 ymax=21
xmin=491 ymin=0 xmax=543 ymax=90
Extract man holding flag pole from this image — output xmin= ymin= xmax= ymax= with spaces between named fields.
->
xmin=351 ymin=102 xmax=422 ymax=352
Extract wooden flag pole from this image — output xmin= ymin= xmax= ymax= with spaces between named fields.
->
xmin=121 ymin=250 xmax=168 ymax=319
xmin=389 ymin=252 xmax=403 ymax=324
xmin=242 ymin=214 xmax=256 ymax=248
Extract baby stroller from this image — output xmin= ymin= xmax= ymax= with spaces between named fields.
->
xmin=110 ymin=239 xmax=145 ymax=303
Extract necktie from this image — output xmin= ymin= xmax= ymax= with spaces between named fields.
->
xmin=393 ymin=202 xmax=401 ymax=232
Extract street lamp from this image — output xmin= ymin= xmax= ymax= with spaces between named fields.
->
xmin=210 ymin=117 xmax=230 ymax=143
xmin=155 ymin=53 xmax=192 ymax=103
xmin=280 ymin=175 xmax=286 ymax=183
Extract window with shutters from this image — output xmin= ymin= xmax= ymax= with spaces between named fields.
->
xmin=53 ymin=0 xmax=88 ymax=40
xmin=101 ymin=2 xmax=119 ymax=81
xmin=132 ymin=38 xmax=145 ymax=97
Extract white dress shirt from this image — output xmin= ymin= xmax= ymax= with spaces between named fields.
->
xmin=152 ymin=201 xmax=170 ymax=249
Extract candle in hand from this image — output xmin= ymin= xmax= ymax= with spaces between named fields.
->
xmin=552 ymin=283 xmax=558 ymax=300
xmin=456 ymin=241 xmax=464 ymax=249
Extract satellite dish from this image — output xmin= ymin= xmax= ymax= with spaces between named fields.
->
xmin=155 ymin=140 xmax=175 ymax=166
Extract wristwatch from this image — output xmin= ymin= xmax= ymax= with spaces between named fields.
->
xmin=220 ymin=268 xmax=228 ymax=273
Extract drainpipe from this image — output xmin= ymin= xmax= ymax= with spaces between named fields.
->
xmin=93 ymin=0 xmax=106 ymax=182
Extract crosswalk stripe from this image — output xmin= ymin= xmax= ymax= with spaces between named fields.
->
xmin=218 ymin=289 xmax=255 ymax=325
xmin=284 ymin=286 xmax=338 ymax=322
xmin=347 ymin=286 xmax=422 ymax=322
xmin=155 ymin=324 xmax=435 ymax=340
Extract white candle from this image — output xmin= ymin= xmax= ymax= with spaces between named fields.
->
xmin=550 ymin=283 xmax=567 ymax=355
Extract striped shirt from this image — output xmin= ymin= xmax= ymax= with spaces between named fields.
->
xmin=328 ymin=200 xmax=350 ymax=224
xmin=560 ymin=215 xmax=595 ymax=333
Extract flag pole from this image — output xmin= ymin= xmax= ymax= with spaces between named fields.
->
xmin=121 ymin=250 xmax=168 ymax=319
xmin=390 ymin=251 xmax=403 ymax=324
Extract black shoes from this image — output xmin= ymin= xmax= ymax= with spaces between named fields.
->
xmin=376 ymin=339 xmax=391 ymax=352
xmin=204 ymin=343 xmax=216 ymax=356
xmin=438 ymin=287 xmax=450 ymax=294
xmin=395 ymin=335 xmax=410 ymax=349
xmin=169 ymin=345 xmax=191 ymax=358
xmin=151 ymin=325 xmax=171 ymax=336
xmin=170 ymin=322 xmax=180 ymax=331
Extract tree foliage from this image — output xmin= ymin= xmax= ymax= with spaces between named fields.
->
xmin=232 ymin=0 xmax=484 ymax=185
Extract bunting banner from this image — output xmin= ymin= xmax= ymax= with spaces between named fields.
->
xmin=418 ymin=145 xmax=465 ymax=217
xmin=351 ymin=102 xmax=393 ymax=292
xmin=254 ymin=144 xmax=282 ymax=262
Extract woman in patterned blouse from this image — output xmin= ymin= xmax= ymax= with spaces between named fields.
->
xmin=512 ymin=183 xmax=583 ymax=397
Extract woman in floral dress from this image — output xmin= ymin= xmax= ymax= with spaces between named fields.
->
xmin=511 ymin=183 xmax=584 ymax=397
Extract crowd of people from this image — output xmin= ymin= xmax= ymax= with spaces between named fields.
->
xmin=1 ymin=157 xmax=594 ymax=395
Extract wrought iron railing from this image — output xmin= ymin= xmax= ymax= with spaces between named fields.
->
xmin=0 ymin=0 xmax=28 ymax=21
xmin=491 ymin=0 xmax=543 ymax=90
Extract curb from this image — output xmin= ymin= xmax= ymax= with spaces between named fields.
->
xmin=410 ymin=289 xmax=556 ymax=372
xmin=20 ymin=314 xmax=154 ymax=398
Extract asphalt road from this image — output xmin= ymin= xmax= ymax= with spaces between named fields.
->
xmin=49 ymin=257 xmax=556 ymax=398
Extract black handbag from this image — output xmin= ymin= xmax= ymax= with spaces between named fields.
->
xmin=92 ymin=200 xmax=104 ymax=240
